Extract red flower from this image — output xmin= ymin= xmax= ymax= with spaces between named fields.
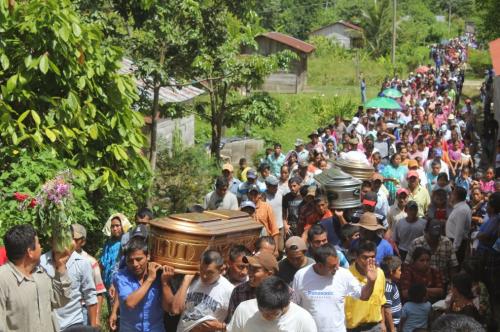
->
xmin=13 ymin=192 xmax=29 ymax=202
xmin=29 ymin=198 xmax=37 ymax=208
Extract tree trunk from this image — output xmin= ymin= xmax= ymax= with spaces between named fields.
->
xmin=149 ymin=45 xmax=166 ymax=174
xmin=209 ymin=86 xmax=222 ymax=161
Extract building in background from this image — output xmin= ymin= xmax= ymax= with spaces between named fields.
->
xmin=309 ymin=21 xmax=364 ymax=49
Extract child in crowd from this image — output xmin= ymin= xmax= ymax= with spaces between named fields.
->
xmin=461 ymin=145 xmax=474 ymax=171
xmin=426 ymin=160 xmax=441 ymax=193
xmin=454 ymin=166 xmax=472 ymax=198
xmin=381 ymin=256 xmax=403 ymax=332
xmin=400 ymin=283 xmax=432 ymax=332
xmin=480 ymin=167 xmax=495 ymax=195
xmin=449 ymin=140 xmax=462 ymax=177
xmin=338 ymin=223 xmax=360 ymax=263
xmin=432 ymin=172 xmax=452 ymax=196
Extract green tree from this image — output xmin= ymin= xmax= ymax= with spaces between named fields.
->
xmin=361 ymin=0 xmax=393 ymax=57
xmin=475 ymin=0 xmax=500 ymax=42
xmin=0 ymin=0 xmax=150 ymax=192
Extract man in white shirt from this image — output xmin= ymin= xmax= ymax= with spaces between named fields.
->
xmin=446 ymin=187 xmax=472 ymax=264
xmin=292 ymin=243 xmax=378 ymax=332
xmin=228 ymin=276 xmax=317 ymax=332
xmin=167 ymin=250 xmax=235 ymax=332
xmin=204 ymin=176 xmax=239 ymax=210
xmin=265 ymin=175 xmax=284 ymax=254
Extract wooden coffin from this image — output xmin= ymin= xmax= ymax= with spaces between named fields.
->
xmin=149 ymin=209 xmax=263 ymax=274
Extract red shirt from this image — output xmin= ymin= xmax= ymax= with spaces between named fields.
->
xmin=0 ymin=247 xmax=7 ymax=266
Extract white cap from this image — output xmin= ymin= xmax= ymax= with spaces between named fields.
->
xmin=351 ymin=117 xmax=360 ymax=125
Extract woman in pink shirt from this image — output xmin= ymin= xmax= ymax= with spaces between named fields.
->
xmin=480 ymin=167 xmax=495 ymax=194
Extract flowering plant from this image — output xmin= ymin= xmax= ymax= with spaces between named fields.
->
xmin=15 ymin=170 xmax=75 ymax=253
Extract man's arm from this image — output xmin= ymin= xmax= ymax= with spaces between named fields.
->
xmin=160 ymin=266 xmax=175 ymax=312
xmin=124 ymin=262 xmax=161 ymax=309
xmin=80 ymin=260 xmax=98 ymax=326
xmin=384 ymin=306 xmax=395 ymax=332
xmin=360 ymin=258 xmax=377 ymax=301
xmin=166 ymin=274 xmax=195 ymax=315
xmin=51 ymin=251 xmax=72 ymax=309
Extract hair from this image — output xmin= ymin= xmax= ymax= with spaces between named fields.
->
xmin=340 ymin=224 xmax=360 ymax=242
xmin=259 ymin=163 xmax=270 ymax=172
xmin=408 ymin=283 xmax=427 ymax=303
xmin=451 ymin=273 xmax=475 ymax=300
xmin=3 ymin=224 xmax=37 ymax=262
xmin=361 ymin=180 xmax=372 ymax=190
xmin=274 ymin=143 xmax=282 ymax=148
xmin=380 ymin=256 xmax=402 ymax=278
xmin=307 ymin=224 xmax=327 ymax=243
xmin=488 ymin=192 xmax=500 ymax=213
xmin=201 ymin=250 xmax=224 ymax=267
xmin=390 ymin=153 xmax=401 ymax=164
xmin=453 ymin=186 xmax=467 ymax=202
xmin=314 ymin=195 xmax=328 ymax=204
xmin=239 ymin=157 xmax=247 ymax=165
xmin=136 ymin=207 xmax=153 ymax=220
xmin=299 ymin=185 xmax=310 ymax=197
xmin=229 ymin=245 xmax=251 ymax=262
xmin=256 ymin=276 xmax=290 ymax=310
xmin=433 ymin=188 xmax=447 ymax=198
xmin=412 ymin=246 xmax=431 ymax=261
xmin=356 ymin=240 xmax=378 ymax=256
xmin=431 ymin=160 xmax=441 ymax=168
xmin=289 ymin=176 xmax=302 ymax=186
xmin=215 ymin=176 xmax=229 ymax=189
xmin=254 ymin=236 xmax=276 ymax=251
xmin=431 ymin=314 xmax=485 ymax=332
xmin=372 ymin=151 xmax=381 ymax=160
xmin=312 ymin=243 xmax=338 ymax=264
xmin=437 ymin=172 xmax=449 ymax=182
xmin=124 ymin=236 xmax=148 ymax=258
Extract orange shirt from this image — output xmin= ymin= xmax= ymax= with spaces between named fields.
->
xmin=303 ymin=209 xmax=333 ymax=232
xmin=255 ymin=200 xmax=279 ymax=236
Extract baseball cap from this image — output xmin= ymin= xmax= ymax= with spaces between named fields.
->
xmin=348 ymin=137 xmax=359 ymax=145
xmin=240 ymin=200 xmax=256 ymax=209
xmin=362 ymin=191 xmax=378 ymax=207
xmin=72 ymin=224 xmax=87 ymax=239
xmin=397 ymin=188 xmax=409 ymax=196
xmin=447 ymin=114 xmax=455 ymax=120
xmin=407 ymin=170 xmax=419 ymax=179
xmin=351 ymin=117 xmax=360 ymax=125
xmin=222 ymin=163 xmax=234 ymax=172
xmin=248 ymin=184 xmax=260 ymax=193
xmin=413 ymin=124 xmax=421 ymax=130
xmin=243 ymin=252 xmax=279 ymax=273
xmin=130 ymin=224 xmax=148 ymax=239
xmin=265 ymin=175 xmax=279 ymax=186
xmin=285 ymin=236 xmax=308 ymax=251
xmin=306 ymin=186 xmax=317 ymax=197
xmin=440 ymin=124 xmax=448 ymax=132
xmin=247 ymin=169 xmax=257 ymax=179
xmin=426 ymin=220 xmax=442 ymax=238
xmin=407 ymin=160 xmax=419 ymax=168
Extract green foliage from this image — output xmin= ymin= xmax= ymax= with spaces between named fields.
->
xmin=360 ymin=0 xmax=393 ymax=57
xmin=310 ymin=95 xmax=357 ymax=126
xmin=475 ymin=0 xmax=500 ymax=43
xmin=0 ymin=0 xmax=150 ymax=193
xmin=151 ymin=131 xmax=218 ymax=215
xmin=468 ymin=49 xmax=492 ymax=77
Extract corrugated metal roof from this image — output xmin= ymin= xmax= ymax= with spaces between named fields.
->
xmin=260 ymin=32 xmax=316 ymax=54
xmin=119 ymin=58 xmax=205 ymax=103
xmin=309 ymin=20 xmax=363 ymax=35
xmin=489 ymin=38 xmax=500 ymax=76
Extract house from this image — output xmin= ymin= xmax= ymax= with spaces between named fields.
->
xmin=249 ymin=32 xmax=315 ymax=93
xmin=119 ymin=58 xmax=204 ymax=149
xmin=309 ymin=21 xmax=364 ymax=49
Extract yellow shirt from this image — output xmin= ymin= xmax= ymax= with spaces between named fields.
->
xmin=409 ymin=185 xmax=431 ymax=217
xmin=345 ymin=265 xmax=386 ymax=329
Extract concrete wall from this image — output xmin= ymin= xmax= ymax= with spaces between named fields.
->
xmin=155 ymin=115 xmax=195 ymax=150
xmin=261 ymin=73 xmax=298 ymax=93
xmin=220 ymin=139 xmax=265 ymax=166
xmin=310 ymin=24 xmax=352 ymax=48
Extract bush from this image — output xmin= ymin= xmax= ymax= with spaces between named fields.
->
xmin=151 ymin=131 xmax=219 ymax=215
xmin=468 ymin=49 xmax=491 ymax=77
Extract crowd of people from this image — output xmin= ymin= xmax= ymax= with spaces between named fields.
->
xmin=1 ymin=37 xmax=499 ymax=332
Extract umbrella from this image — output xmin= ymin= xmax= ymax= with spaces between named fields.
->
xmin=382 ymin=88 xmax=403 ymax=98
xmin=415 ymin=65 xmax=430 ymax=74
xmin=364 ymin=97 xmax=402 ymax=110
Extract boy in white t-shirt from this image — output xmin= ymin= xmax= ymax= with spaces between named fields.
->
xmin=165 ymin=250 xmax=235 ymax=332
xmin=292 ymin=243 xmax=378 ymax=332
xmin=228 ymin=276 xmax=317 ymax=332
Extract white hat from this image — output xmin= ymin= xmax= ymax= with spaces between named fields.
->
xmin=413 ymin=124 xmax=421 ymax=129
xmin=351 ymin=117 xmax=360 ymax=125
xmin=440 ymin=124 xmax=448 ymax=132
xmin=448 ymin=114 xmax=455 ymax=120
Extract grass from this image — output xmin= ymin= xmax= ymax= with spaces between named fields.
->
xmin=195 ymin=54 xmax=389 ymax=150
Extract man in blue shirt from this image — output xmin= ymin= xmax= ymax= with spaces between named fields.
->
xmin=40 ymin=248 xmax=98 ymax=330
xmin=111 ymin=237 xmax=174 ymax=332
xmin=266 ymin=143 xmax=286 ymax=177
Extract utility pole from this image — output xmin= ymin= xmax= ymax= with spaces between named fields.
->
xmin=391 ymin=0 xmax=396 ymax=65
xmin=448 ymin=1 xmax=451 ymax=35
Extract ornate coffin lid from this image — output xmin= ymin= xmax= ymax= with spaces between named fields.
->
xmin=333 ymin=158 xmax=374 ymax=180
xmin=315 ymin=167 xmax=362 ymax=187
xmin=149 ymin=209 xmax=263 ymax=236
